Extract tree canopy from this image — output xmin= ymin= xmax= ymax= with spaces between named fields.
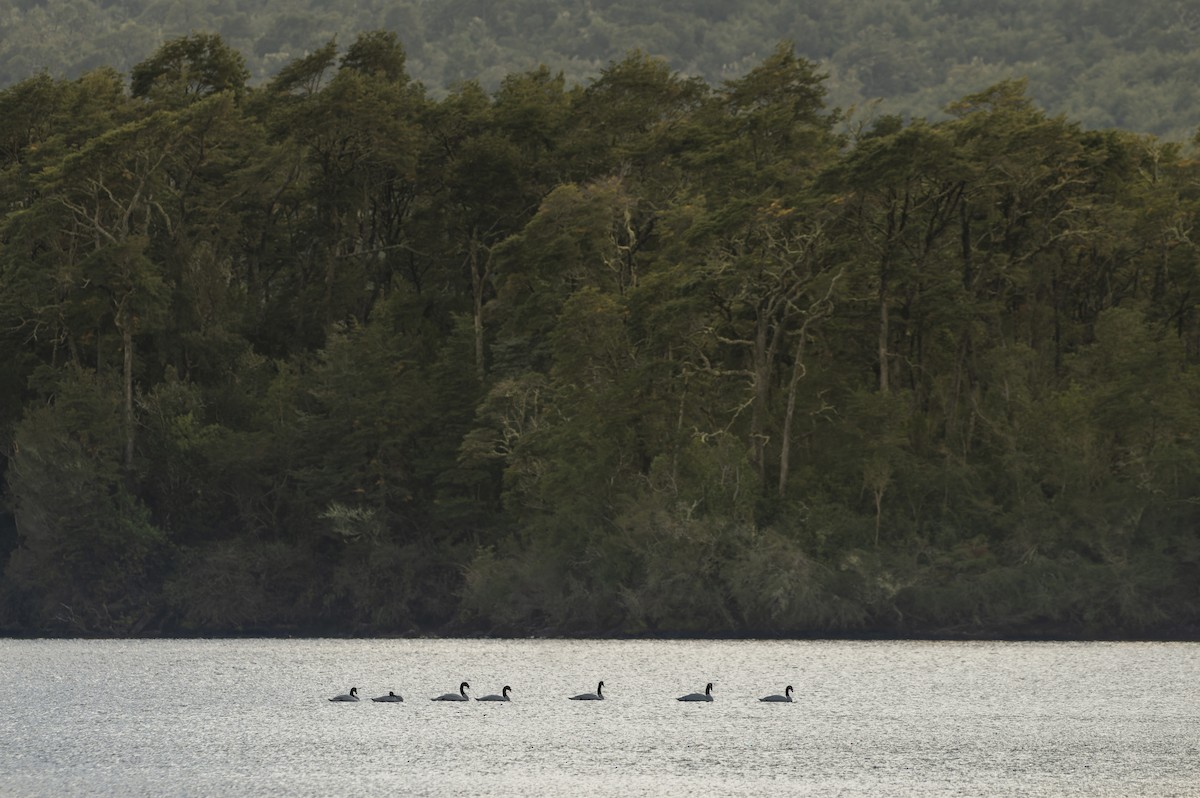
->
xmin=1 ymin=34 xmax=1198 ymax=638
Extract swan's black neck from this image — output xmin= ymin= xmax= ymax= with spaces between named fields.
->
xmin=705 ymin=683 xmax=713 ymax=696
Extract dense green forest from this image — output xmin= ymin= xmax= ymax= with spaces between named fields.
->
xmin=1 ymin=31 xmax=1199 ymax=639
xmin=3 ymin=0 xmax=1200 ymax=140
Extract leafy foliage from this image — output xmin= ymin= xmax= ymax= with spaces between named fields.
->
xmin=1 ymin=34 xmax=1199 ymax=638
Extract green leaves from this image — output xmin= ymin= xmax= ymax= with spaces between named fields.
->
xmin=339 ymin=31 xmax=408 ymax=83
xmin=6 ymin=368 xmax=166 ymax=633
xmin=131 ymin=34 xmax=249 ymax=104
xmin=3 ymin=45 xmax=1200 ymax=638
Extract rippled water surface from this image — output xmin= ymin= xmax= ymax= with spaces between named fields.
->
xmin=0 ymin=639 xmax=1196 ymax=796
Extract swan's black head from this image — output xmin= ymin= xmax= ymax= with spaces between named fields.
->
xmin=460 ymin=682 xmax=470 ymax=695
xmin=389 ymin=691 xmax=396 ymax=696
xmin=350 ymin=687 xmax=358 ymax=696
xmin=785 ymin=685 xmax=793 ymax=696
xmin=705 ymin=683 xmax=713 ymax=695
xmin=502 ymin=685 xmax=512 ymax=696
xmin=597 ymin=681 xmax=604 ymax=694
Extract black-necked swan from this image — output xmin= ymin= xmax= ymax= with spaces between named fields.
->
xmin=759 ymin=685 xmax=794 ymax=703
xmin=372 ymin=691 xmax=404 ymax=702
xmin=477 ymin=686 xmax=512 ymax=702
xmin=432 ymin=682 xmax=470 ymax=701
xmin=678 ymin=683 xmax=714 ymax=702
xmin=569 ymin=681 xmax=605 ymax=700
xmin=329 ymin=687 xmax=359 ymax=702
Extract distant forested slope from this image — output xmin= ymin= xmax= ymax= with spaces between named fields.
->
xmin=2 ymin=0 xmax=1199 ymax=140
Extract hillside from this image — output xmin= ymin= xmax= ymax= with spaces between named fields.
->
xmin=1 ymin=0 xmax=1199 ymax=139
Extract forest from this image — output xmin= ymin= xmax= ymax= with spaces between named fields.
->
xmin=1 ymin=31 xmax=1199 ymax=638
xmin=2 ymin=0 xmax=1200 ymax=141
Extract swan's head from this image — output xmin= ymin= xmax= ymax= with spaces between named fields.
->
xmin=785 ymin=685 xmax=793 ymax=697
xmin=597 ymin=681 xmax=605 ymax=694
xmin=460 ymin=682 xmax=470 ymax=694
xmin=705 ymin=683 xmax=713 ymax=695
xmin=389 ymin=691 xmax=396 ymax=697
xmin=350 ymin=687 xmax=358 ymax=697
xmin=502 ymin=685 xmax=512 ymax=697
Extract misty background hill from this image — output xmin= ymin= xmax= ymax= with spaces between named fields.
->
xmin=2 ymin=0 xmax=1199 ymax=140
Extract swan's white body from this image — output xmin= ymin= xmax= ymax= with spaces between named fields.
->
xmin=477 ymin=686 xmax=512 ymax=702
xmin=759 ymin=685 xmax=794 ymax=703
xmin=569 ymin=681 xmax=605 ymax=700
xmin=432 ymin=682 xmax=471 ymax=701
xmin=678 ymin=683 xmax=714 ymax=702
xmin=329 ymin=687 xmax=359 ymax=702
xmin=372 ymin=691 xmax=404 ymax=702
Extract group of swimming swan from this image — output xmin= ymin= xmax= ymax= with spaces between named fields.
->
xmin=329 ymin=682 xmax=794 ymax=703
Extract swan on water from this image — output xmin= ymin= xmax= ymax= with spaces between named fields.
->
xmin=329 ymin=687 xmax=359 ymax=702
xmin=677 ymin=683 xmax=714 ymax=702
xmin=476 ymin=686 xmax=512 ymax=702
xmin=569 ymin=681 xmax=605 ymax=700
xmin=432 ymin=682 xmax=471 ymax=701
xmin=759 ymin=685 xmax=794 ymax=703
xmin=372 ymin=691 xmax=404 ymax=702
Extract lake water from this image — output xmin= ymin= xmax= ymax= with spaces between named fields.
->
xmin=0 ymin=639 xmax=1196 ymax=796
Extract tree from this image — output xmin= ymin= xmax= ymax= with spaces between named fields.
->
xmin=340 ymin=30 xmax=408 ymax=83
xmin=567 ymin=49 xmax=709 ymax=183
xmin=686 ymin=202 xmax=844 ymax=494
xmin=130 ymin=33 xmax=249 ymax=104
xmin=822 ymin=119 xmax=969 ymax=396
xmin=267 ymin=39 xmax=338 ymax=98
xmin=34 ymin=109 xmax=188 ymax=470
xmin=258 ymin=33 xmax=426 ymax=348
xmin=5 ymin=368 xmax=165 ymax=633
xmin=704 ymin=41 xmax=835 ymax=199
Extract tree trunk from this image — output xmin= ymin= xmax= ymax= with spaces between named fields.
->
xmin=469 ymin=235 xmax=489 ymax=382
xmin=878 ymin=259 xmax=890 ymax=394
xmin=778 ymin=327 xmax=809 ymax=499
xmin=873 ymin=485 xmax=884 ymax=547
xmin=121 ymin=313 xmax=135 ymax=472
xmin=751 ymin=311 xmax=771 ymax=486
